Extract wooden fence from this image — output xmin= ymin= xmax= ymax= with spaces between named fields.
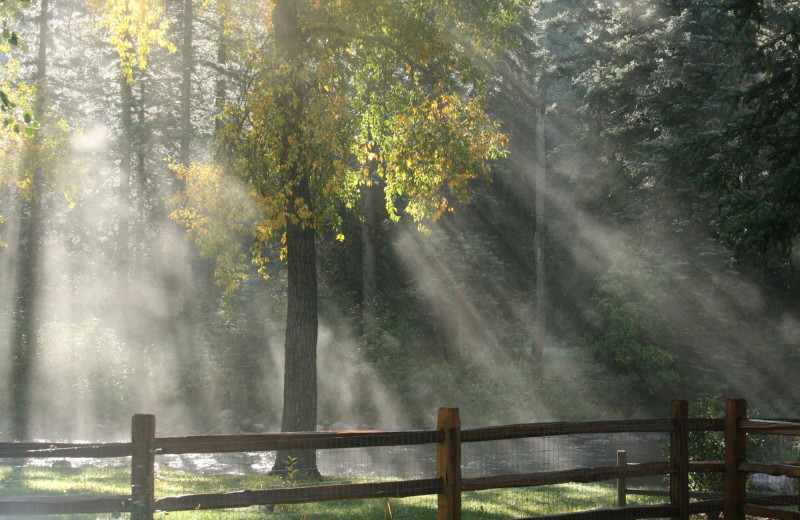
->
xmin=0 ymin=399 xmax=799 ymax=520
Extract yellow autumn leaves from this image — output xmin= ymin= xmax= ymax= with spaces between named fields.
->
xmin=171 ymin=162 xmax=281 ymax=293
xmin=168 ymin=0 xmax=510 ymax=293
xmin=90 ymin=0 xmax=175 ymax=82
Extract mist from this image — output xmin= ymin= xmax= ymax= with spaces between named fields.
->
xmin=1 ymin=0 xmax=799 ymax=443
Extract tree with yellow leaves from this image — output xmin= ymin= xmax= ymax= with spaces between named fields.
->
xmin=172 ymin=0 xmax=519 ymax=474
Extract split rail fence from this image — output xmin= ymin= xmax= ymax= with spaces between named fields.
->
xmin=0 ymin=399 xmax=798 ymax=519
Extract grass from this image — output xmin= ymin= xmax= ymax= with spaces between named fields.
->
xmin=0 ymin=463 xmax=669 ymax=520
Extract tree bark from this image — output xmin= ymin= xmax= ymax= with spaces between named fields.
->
xmin=135 ymin=78 xmax=148 ymax=265
xmin=271 ymin=0 xmax=319 ymax=477
xmin=213 ymin=7 xmax=226 ymax=138
xmin=360 ymin=151 xmax=379 ymax=329
xmin=117 ymin=75 xmax=133 ymax=306
xmin=11 ymin=0 xmax=49 ymax=440
xmin=532 ymin=87 xmax=547 ymax=375
xmin=180 ymin=0 xmax=193 ymax=165
xmin=276 ymin=174 xmax=319 ymax=475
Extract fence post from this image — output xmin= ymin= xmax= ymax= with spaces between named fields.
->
xmin=724 ymin=399 xmax=747 ymax=520
xmin=131 ymin=414 xmax=156 ymax=520
xmin=617 ymin=450 xmax=627 ymax=508
xmin=670 ymin=399 xmax=689 ymax=520
xmin=437 ymin=407 xmax=461 ymax=520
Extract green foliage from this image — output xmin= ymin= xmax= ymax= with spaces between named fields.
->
xmin=687 ymin=393 xmax=726 ymax=492
xmin=0 ymin=0 xmax=27 ymax=114
xmin=585 ymin=248 xmax=680 ymax=406
xmin=37 ymin=318 xmax=138 ymax=433
xmin=1 ymin=25 xmax=17 ymax=47
xmin=0 ymin=8 xmax=35 ymax=136
xmin=574 ymin=0 xmax=800 ymax=267
xmin=699 ymin=0 xmax=800 ymax=264
xmin=203 ymin=276 xmax=283 ymax=419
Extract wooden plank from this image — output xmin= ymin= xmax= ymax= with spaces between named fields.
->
xmin=626 ymin=489 xmax=671 ymax=497
xmin=461 ymin=462 xmax=673 ymax=491
xmin=154 ymin=478 xmax=442 ymax=512
xmin=724 ymin=399 xmax=747 ymax=520
xmin=461 ymin=419 xmax=673 ymax=443
xmin=625 ymin=489 xmax=789 ymax=501
xmin=0 ymin=442 xmax=132 ymax=459
xmin=0 ymin=495 xmax=131 ymax=515
xmin=749 ymin=495 xmax=800 ymax=507
xmin=744 ymin=504 xmax=800 ymax=520
xmin=740 ymin=462 xmax=800 ymax=479
xmin=437 ymin=407 xmax=461 ymax=520
xmin=626 ymin=489 xmax=726 ymax=499
xmin=686 ymin=418 xmax=724 ymax=432
xmin=670 ymin=400 xmax=689 ymax=520
xmin=131 ymin=414 xmax=155 ymax=520
xmin=617 ymin=450 xmax=627 ymax=508
xmin=740 ymin=420 xmax=800 ymax=436
xmin=510 ymin=504 xmax=677 ymax=520
xmin=154 ymin=429 xmax=443 ymax=455
xmin=512 ymin=501 xmax=724 ymax=520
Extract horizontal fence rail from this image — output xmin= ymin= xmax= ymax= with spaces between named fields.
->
xmin=461 ymin=419 xmax=673 ymax=443
xmin=462 ymin=462 xmax=674 ymax=492
xmin=513 ymin=499 xmax=728 ymax=520
xmin=0 ymin=496 xmax=133 ymax=516
xmin=740 ymin=420 xmax=800 ymax=436
xmin=460 ymin=418 xmax=724 ymax=444
xmin=154 ymin=428 xmax=444 ymax=455
xmin=154 ymin=478 xmax=443 ymax=512
xmin=0 ymin=442 xmax=132 ymax=458
xmin=1 ymin=399 xmax=798 ymax=520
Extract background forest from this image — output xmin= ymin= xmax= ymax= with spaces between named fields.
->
xmin=0 ymin=0 xmax=798 ymax=443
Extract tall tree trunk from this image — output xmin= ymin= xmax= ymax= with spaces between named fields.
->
xmin=360 ymin=144 xmax=379 ymax=329
xmin=213 ymin=17 xmax=227 ymax=138
xmin=271 ymin=0 xmax=319 ymax=477
xmin=277 ymin=174 xmax=319 ymax=474
xmin=532 ymin=87 xmax=547 ymax=374
xmin=117 ymin=75 xmax=133 ymax=308
xmin=180 ymin=0 xmax=193 ymax=165
xmin=11 ymin=0 xmax=49 ymax=440
xmin=135 ymin=78 xmax=148 ymax=266
xmin=0 ymin=181 xmax=12 ymax=290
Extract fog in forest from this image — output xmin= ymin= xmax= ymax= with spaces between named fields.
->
xmin=1 ymin=0 xmax=798 ymax=442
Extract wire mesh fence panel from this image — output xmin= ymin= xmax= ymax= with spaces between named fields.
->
xmin=147 ymin=431 xmax=441 ymax=519
xmin=749 ymin=430 xmax=799 ymax=464
xmin=0 ymin=449 xmax=130 ymax=518
xmin=154 ymin=445 xmax=437 ymax=492
xmin=317 ymin=443 xmax=437 ymax=480
xmin=740 ymin=430 xmax=800 ymax=513
xmin=461 ymin=428 xmax=672 ymax=518
xmin=0 ymin=455 xmax=129 ymax=491
xmin=150 ymin=449 xmax=439 ymax=519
